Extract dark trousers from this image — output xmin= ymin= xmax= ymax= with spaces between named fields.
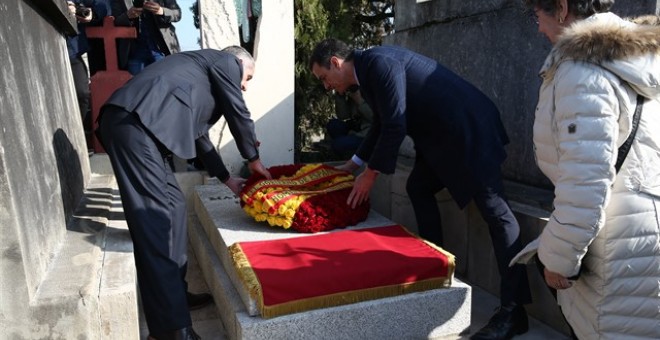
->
xmin=70 ymin=56 xmax=90 ymax=122
xmin=98 ymin=106 xmax=191 ymax=334
xmin=406 ymin=157 xmax=531 ymax=306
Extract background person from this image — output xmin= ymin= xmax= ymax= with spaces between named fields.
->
xmin=111 ymin=0 xmax=181 ymax=75
xmin=324 ymin=87 xmax=373 ymax=159
xmin=310 ymin=39 xmax=532 ymax=340
xmin=97 ymin=46 xmax=271 ymax=340
xmin=66 ymin=0 xmax=109 ymax=151
xmin=513 ymin=0 xmax=660 ymax=339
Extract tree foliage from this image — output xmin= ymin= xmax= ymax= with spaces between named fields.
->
xmin=294 ymin=0 xmax=394 ymax=161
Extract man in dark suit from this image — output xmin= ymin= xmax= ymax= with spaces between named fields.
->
xmin=310 ymin=39 xmax=531 ymax=340
xmin=98 ymin=46 xmax=271 ymax=340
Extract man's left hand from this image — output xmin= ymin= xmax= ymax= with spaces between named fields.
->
xmin=544 ymin=268 xmax=573 ymax=290
xmin=223 ymin=176 xmax=246 ymax=196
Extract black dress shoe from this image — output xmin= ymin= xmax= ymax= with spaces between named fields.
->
xmin=148 ymin=326 xmax=201 ymax=340
xmin=187 ymin=292 xmax=214 ymax=311
xmin=470 ymin=305 xmax=528 ymax=340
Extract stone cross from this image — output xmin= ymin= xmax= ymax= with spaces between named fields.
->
xmin=85 ymin=16 xmax=137 ymax=152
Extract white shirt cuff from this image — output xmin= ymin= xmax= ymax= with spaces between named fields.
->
xmin=351 ymin=154 xmax=364 ymax=167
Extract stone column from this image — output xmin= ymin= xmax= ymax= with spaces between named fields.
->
xmin=200 ymin=0 xmax=295 ymax=174
xmin=200 ymin=0 xmax=241 ymax=49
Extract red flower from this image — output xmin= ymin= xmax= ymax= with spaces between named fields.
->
xmin=241 ymin=164 xmax=370 ymax=233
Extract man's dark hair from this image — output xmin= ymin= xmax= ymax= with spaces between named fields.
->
xmin=309 ymin=38 xmax=354 ymax=70
xmin=523 ymin=0 xmax=613 ymax=18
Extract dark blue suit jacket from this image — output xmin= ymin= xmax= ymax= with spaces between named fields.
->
xmin=353 ymin=46 xmax=509 ymax=207
xmin=102 ymin=49 xmax=259 ymax=181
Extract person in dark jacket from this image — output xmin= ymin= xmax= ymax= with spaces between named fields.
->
xmin=310 ymin=39 xmax=532 ymax=340
xmin=98 ymin=46 xmax=271 ymax=340
xmin=66 ymin=0 xmax=109 ymax=123
xmin=111 ymin=0 xmax=181 ymax=75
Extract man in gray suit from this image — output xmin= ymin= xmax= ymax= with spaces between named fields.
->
xmin=98 ymin=46 xmax=271 ymax=340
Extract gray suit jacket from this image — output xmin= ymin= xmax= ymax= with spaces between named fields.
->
xmin=101 ymin=49 xmax=260 ymax=181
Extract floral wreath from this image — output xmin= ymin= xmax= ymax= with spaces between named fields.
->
xmin=240 ymin=164 xmax=370 ymax=233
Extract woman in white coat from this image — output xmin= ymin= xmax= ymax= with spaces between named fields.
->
xmin=517 ymin=0 xmax=660 ymax=338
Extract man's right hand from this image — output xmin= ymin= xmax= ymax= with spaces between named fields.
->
xmin=248 ymin=159 xmax=272 ymax=179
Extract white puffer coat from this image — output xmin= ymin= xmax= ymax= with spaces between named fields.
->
xmin=514 ymin=12 xmax=660 ymax=339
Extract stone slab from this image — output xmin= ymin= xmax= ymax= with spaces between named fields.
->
xmin=189 ymin=212 xmax=471 ymax=340
xmin=191 ymin=184 xmax=471 ymax=339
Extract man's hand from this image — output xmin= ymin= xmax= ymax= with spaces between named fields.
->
xmin=143 ymin=1 xmax=164 ymax=15
xmin=78 ymin=10 xmax=93 ymax=23
xmin=67 ymin=1 xmax=76 ymax=15
xmin=347 ymin=167 xmax=378 ymax=209
xmin=127 ymin=6 xmax=143 ymax=19
xmin=223 ymin=176 xmax=246 ymax=196
xmin=68 ymin=1 xmax=93 ymax=22
xmin=248 ymin=159 xmax=272 ymax=179
xmin=335 ymin=159 xmax=359 ymax=174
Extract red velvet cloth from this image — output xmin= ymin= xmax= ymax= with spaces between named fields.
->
xmin=235 ymin=225 xmax=453 ymax=309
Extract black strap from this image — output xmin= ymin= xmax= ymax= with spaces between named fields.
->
xmin=615 ymin=95 xmax=644 ymax=172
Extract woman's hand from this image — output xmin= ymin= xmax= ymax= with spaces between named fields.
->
xmin=127 ymin=6 xmax=143 ymax=19
xmin=544 ymin=268 xmax=573 ymax=290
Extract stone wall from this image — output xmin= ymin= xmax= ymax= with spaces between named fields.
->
xmin=0 ymin=0 xmax=92 ymax=336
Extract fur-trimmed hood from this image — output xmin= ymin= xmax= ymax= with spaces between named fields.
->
xmin=541 ymin=12 xmax=660 ymax=98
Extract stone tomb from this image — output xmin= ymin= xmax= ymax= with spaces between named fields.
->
xmin=190 ymin=184 xmax=471 ymax=339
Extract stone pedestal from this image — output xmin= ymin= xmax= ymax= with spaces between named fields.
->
xmin=189 ymin=184 xmax=471 ymax=340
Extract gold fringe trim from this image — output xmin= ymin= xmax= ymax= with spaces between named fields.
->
xmin=228 ymin=224 xmax=457 ymax=319
xmin=261 ymin=276 xmax=452 ymax=319
xmin=228 ymin=243 xmax=265 ymax=308
xmin=399 ymin=225 xmax=456 ymax=280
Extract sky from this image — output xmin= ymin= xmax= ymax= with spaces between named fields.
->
xmin=174 ymin=0 xmax=201 ymax=51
